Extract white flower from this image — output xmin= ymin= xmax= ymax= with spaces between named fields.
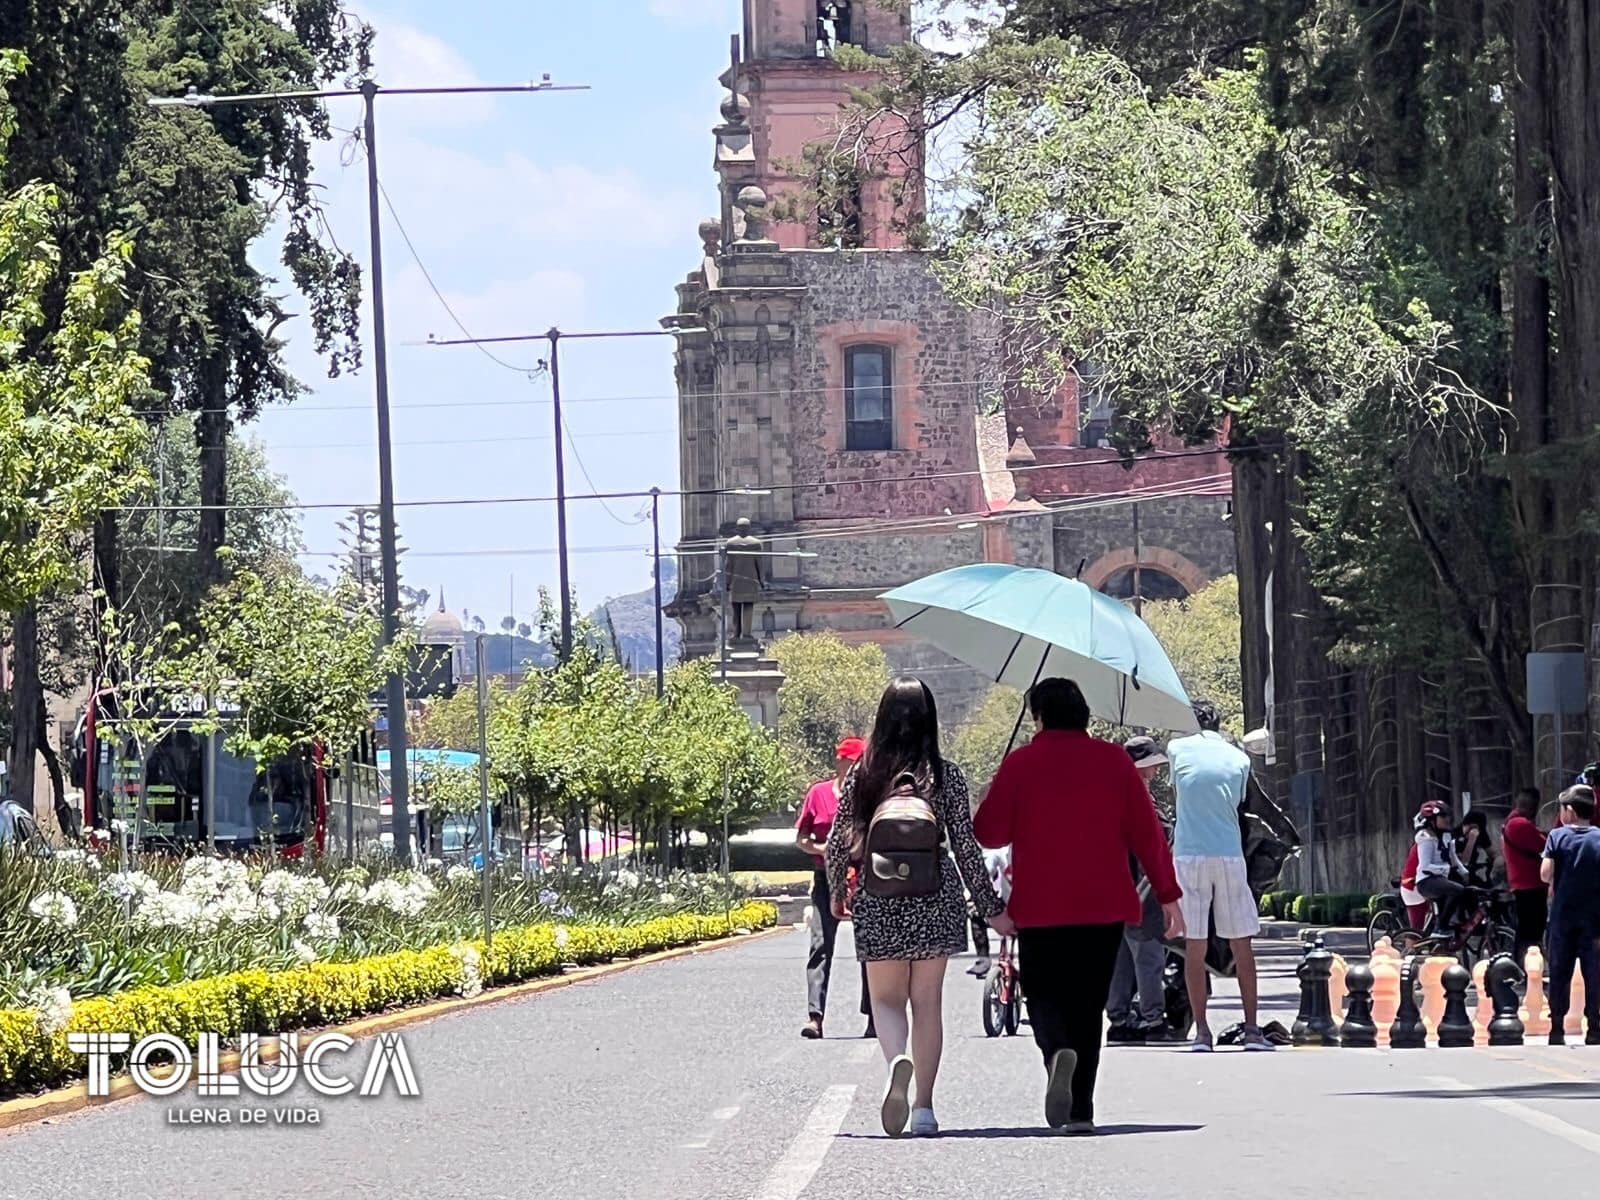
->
xmin=302 ymin=911 xmax=341 ymax=941
xmin=449 ymin=943 xmax=483 ymax=998
xmin=259 ymin=870 xmax=331 ymax=919
xmin=292 ymin=939 xmax=318 ymax=964
xmin=553 ymin=926 xmax=570 ymax=951
xmin=360 ymin=872 xmax=435 ymax=918
xmin=426 ymin=857 xmax=445 ymax=871
xmin=658 ymin=893 xmax=676 ymax=905
xmin=615 ymin=868 xmax=641 ymax=890
xmin=331 ymin=880 xmax=363 ymax=902
xmin=27 ymin=891 xmax=79 ymax=930
xmin=24 ymin=986 xmax=73 ymax=1036
xmin=446 ymin=865 xmax=477 ymax=888
xmin=102 ymin=871 xmax=160 ymax=903
xmin=131 ymin=890 xmax=202 ymax=932
xmin=54 ymin=848 xmax=103 ymax=874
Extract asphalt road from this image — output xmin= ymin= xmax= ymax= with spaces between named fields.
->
xmin=2 ymin=926 xmax=1597 ymax=1200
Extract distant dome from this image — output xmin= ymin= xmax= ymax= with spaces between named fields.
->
xmin=420 ymin=590 xmax=464 ymax=643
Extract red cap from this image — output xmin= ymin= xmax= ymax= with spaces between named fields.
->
xmin=836 ymin=737 xmax=866 ymax=762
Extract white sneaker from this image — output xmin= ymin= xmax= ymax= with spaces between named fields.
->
xmin=909 ymin=1107 xmax=939 ymax=1137
xmin=881 ymin=1055 xmax=913 ymax=1137
xmin=967 ymin=958 xmax=992 ymax=978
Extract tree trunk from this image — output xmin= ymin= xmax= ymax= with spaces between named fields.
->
xmin=195 ymin=357 xmax=230 ymax=587
xmin=36 ymin=693 xmax=72 ymax=839
xmin=6 ymin=604 xmax=40 ymax=818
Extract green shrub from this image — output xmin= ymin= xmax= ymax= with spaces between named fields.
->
xmin=0 ymin=902 xmax=775 ymax=1097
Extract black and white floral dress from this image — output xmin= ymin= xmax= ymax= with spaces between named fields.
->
xmin=824 ymin=761 xmax=1003 ymax=961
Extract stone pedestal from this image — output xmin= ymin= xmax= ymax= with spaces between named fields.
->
xmin=719 ymin=645 xmax=784 ymax=729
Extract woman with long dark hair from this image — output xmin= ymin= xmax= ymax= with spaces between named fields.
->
xmin=825 ymin=676 xmax=1008 ymax=1137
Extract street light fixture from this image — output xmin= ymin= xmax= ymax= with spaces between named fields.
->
xmin=148 ymin=75 xmax=588 ymax=865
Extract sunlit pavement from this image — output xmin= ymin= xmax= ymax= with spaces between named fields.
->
xmin=1 ymin=929 xmax=1596 ymax=1200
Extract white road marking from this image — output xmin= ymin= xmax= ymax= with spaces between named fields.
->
xmin=1429 ymin=1075 xmax=1600 ymax=1156
xmin=681 ymin=1101 xmax=745 ymax=1148
xmin=750 ymin=1085 xmax=856 ymax=1200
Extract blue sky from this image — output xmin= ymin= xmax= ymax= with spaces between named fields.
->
xmin=247 ymin=0 xmax=744 ymax=626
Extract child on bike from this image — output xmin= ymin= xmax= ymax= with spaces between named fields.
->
xmin=966 ymin=846 xmax=1012 ymax=978
xmin=1414 ymin=800 xmax=1468 ymax=933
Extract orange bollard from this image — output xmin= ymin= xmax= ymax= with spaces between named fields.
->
xmin=1330 ymin=954 xmax=1349 ymax=1023
xmin=1522 ymin=947 xmax=1550 ymax=1038
xmin=1567 ymin=968 xmax=1586 ymax=1036
xmin=1420 ymin=956 xmax=1453 ymax=1040
xmin=1473 ymin=960 xmax=1492 ymax=1045
xmin=1370 ymin=948 xmax=1403 ymax=1045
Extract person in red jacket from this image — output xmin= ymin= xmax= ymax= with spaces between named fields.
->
xmin=1503 ymin=786 xmax=1549 ymax=965
xmin=975 ymin=678 xmax=1183 ymax=1135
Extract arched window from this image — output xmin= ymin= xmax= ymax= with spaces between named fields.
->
xmin=1100 ymin=566 xmax=1189 ymax=603
xmin=844 ymin=345 xmax=892 ymax=450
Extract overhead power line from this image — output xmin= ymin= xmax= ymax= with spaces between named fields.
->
xmin=109 ymin=443 xmax=1250 ymax=514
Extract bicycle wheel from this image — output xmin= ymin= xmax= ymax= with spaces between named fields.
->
xmin=1003 ymin=979 xmax=1023 ymax=1036
xmin=983 ymin=972 xmax=1004 ymax=1038
xmin=1367 ymin=908 xmax=1404 ymax=952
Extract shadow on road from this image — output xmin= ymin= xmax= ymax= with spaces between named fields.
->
xmin=841 ymin=1124 xmax=1205 ymax=1140
xmin=1344 ymin=1082 xmax=1599 ymax=1101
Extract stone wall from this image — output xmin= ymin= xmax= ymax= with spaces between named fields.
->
xmin=1052 ymin=494 xmax=1233 ymax=594
xmin=787 ymin=251 xmax=995 ymax=523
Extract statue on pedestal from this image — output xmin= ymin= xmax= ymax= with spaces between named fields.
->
xmin=723 ymin=517 xmax=765 ymax=645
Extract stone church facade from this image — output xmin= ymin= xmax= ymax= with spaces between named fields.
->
xmin=665 ymin=0 xmax=1233 ymax=721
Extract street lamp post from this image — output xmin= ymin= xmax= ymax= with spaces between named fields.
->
xmin=150 ymin=76 xmax=587 ymax=865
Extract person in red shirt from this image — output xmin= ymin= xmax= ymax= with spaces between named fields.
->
xmin=1503 ymin=786 xmax=1549 ymax=965
xmin=975 ymin=678 xmax=1183 ymax=1135
xmin=796 ymin=736 xmax=871 ymax=1040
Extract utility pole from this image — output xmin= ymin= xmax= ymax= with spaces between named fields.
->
xmin=651 ymin=487 xmax=665 ymax=698
xmin=548 ymin=330 xmax=572 ymax=662
xmin=360 ymin=79 xmax=413 ymax=861
xmin=475 ymin=633 xmax=493 ymax=947
xmin=425 ymin=326 xmax=702 ymax=668
xmin=150 ymin=75 xmax=587 ymax=866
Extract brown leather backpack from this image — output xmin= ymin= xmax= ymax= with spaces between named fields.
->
xmin=861 ymin=772 xmax=942 ymax=898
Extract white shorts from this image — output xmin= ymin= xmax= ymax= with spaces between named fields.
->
xmin=1175 ymin=855 xmax=1261 ymax=941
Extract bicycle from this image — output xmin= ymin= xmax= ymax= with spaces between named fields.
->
xmin=1366 ymin=879 xmax=1423 ymax=952
xmin=1407 ymin=886 xmax=1516 ymax=968
xmin=982 ymin=934 xmax=1024 ymax=1037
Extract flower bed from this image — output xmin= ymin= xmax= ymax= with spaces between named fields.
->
xmin=0 ymin=901 xmax=775 ymax=1097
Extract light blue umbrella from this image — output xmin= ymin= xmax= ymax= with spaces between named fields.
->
xmin=881 ymin=564 xmax=1199 ymax=733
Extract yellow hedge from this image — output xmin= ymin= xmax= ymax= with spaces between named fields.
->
xmin=0 ymin=901 xmax=775 ymax=1097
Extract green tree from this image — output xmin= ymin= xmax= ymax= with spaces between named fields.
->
xmin=770 ymin=632 xmax=889 ymax=784
xmin=0 ymin=50 xmax=151 ymax=813
xmin=142 ymin=563 xmax=408 ymax=768
xmin=947 ymin=685 xmax=1027 ymax=799
xmin=1143 ymin=576 xmax=1243 ymax=736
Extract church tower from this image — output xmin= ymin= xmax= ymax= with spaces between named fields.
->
xmin=664 ymin=1 xmax=1043 ymax=724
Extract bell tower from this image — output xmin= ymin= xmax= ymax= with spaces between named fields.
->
xmin=719 ymin=0 xmax=919 ymax=250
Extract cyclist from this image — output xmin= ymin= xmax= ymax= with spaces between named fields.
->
xmin=1414 ymin=800 xmax=1468 ymax=933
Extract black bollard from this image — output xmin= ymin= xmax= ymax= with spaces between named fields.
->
xmin=1486 ymin=953 xmax=1526 ymax=1046
xmin=1390 ymin=955 xmax=1428 ymax=1048
xmin=1340 ymin=962 xmax=1379 ymax=1048
xmin=1437 ymin=962 xmax=1475 ymax=1047
xmin=1292 ymin=938 xmax=1340 ymax=1046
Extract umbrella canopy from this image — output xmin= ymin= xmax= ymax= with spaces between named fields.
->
xmin=881 ymin=564 xmax=1199 ymax=733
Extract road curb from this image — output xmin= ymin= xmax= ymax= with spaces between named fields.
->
xmin=0 ymin=923 xmax=789 ymax=1135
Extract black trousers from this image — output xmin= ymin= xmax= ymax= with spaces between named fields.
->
xmin=1513 ymin=888 xmax=1548 ymax=967
xmin=1018 ymin=922 xmax=1125 ymax=1124
xmin=807 ymin=870 xmax=870 ymax=1020
xmin=1546 ymin=917 xmax=1600 ymax=1029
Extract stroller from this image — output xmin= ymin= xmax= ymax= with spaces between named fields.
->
xmin=1159 ymin=773 xmax=1301 ymax=1037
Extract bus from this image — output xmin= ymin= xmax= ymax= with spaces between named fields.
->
xmin=69 ymin=688 xmax=330 ymax=857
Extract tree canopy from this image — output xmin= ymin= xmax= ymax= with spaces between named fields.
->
xmin=770 ymin=631 xmax=890 ymax=784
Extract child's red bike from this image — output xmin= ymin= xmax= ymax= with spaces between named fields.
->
xmin=982 ymin=935 xmax=1024 ymax=1037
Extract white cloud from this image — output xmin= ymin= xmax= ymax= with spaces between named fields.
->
xmin=647 ymin=0 xmax=740 ymax=27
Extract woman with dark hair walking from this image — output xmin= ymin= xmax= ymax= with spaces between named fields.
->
xmin=826 ymin=676 xmax=1009 ymax=1138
